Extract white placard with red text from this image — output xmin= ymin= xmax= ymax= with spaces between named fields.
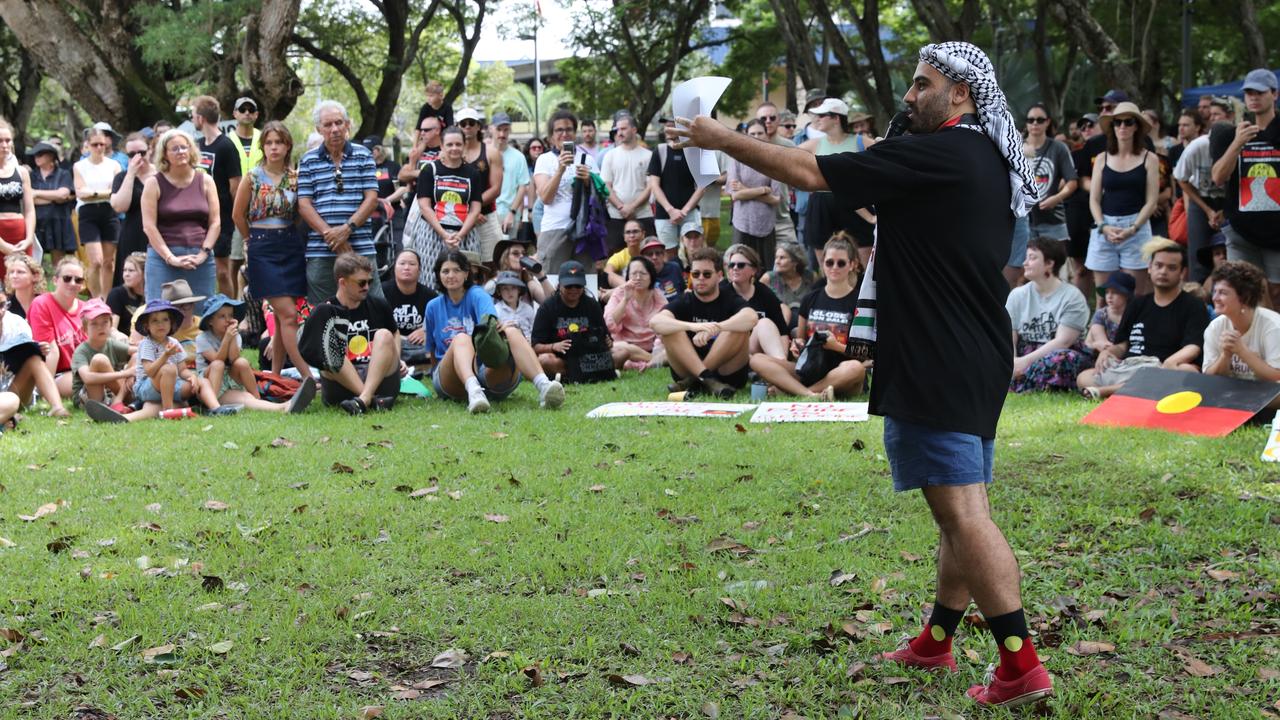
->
xmin=749 ymin=402 xmax=870 ymax=423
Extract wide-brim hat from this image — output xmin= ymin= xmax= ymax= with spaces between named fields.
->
xmin=27 ymin=141 xmax=58 ymax=159
xmin=161 ymin=279 xmax=206 ymax=306
xmin=199 ymin=293 xmax=246 ymax=330
xmin=492 ymin=237 xmax=533 ymax=266
xmin=1196 ymin=232 xmax=1228 ymax=269
xmin=1095 ymin=270 xmax=1136 ymax=298
xmin=493 ymin=270 xmax=529 ymax=296
xmin=135 ymin=299 xmax=184 ymax=334
xmin=848 ymin=111 xmax=873 ymax=125
xmin=1099 ymin=102 xmax=1149 ymax=135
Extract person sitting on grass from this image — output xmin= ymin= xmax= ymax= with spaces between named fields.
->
xmin=651 ymin=246 xmax=758 ymax=399
xmin=92 ymin=299 xmax=232 ymax=421
xmin=1006 ymin=236 xmax=1092 ymax=392
xmin=4 ymin=253 xmax=44 ymax=320
xmin=1202 ymin=261 xmax=1280 ymax=387
xmin=70 ymin=298 xmax=135 ymax=410
xmin=1085 ymin=271 xmax=1134 ymax=355
xmin=492 ymin=270 xmax=536 ymax=340
xmin=27 ymin=256 xmax=88 ymax=400
xmin=105 ymin=252 xmax=146 ymax=337
xmin=601 ymin=219 xmax=646 ymax=300
xmin=531 ymin=261 xmax=619 ymax=383
xmin=381 ymin=249 xmax=437 ymax=367
xmin=0 ymin=287 xmax=70 ymax=418
xmin=761 ymin=242 xmax=819 ymax=331
xmin=604 ymin=255 xmax=668 ymax=372
xmin=722 ymin=243 xmax=789 ymax=361
xmin=0 ymin=388 xmax=17 ymax=434
xmin=423 ymin=250 xmax=564 ymax=413
xmin=197 ymin=293 xmax=316 ymax=414
xmin=310 ymin=253 xmax=405 ymax=416
xmin=749 ymin=234 xmax=866 ymax=399
xmin=641 ymin=236 xmax=685 ymax=302
xmin=487 ymin=237 xmax=553 ymax=304
xmin=1077 ymin=239 xmax=1208 ymax=399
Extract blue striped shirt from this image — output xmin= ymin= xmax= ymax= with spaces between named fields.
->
xmin=297 ymin=141 xmax=378 ymax=258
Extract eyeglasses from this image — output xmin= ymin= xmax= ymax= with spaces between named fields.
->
xmin=528 ymin=145 xmax=543 ymax=151
xmin=726 ymin=261 xmax=752 ymax=270
xmin=552 ymin=126 xmax=575 ymax=136
xmin=690 ymin=270 xmax=715 ymax=279
xmin=61 ymin=274 xmax=85 ymax=284
xmin=333 ymin=164 xmax=344 ymax=193
xmin=128 ymin=150 xmax=147 ymax=158
xmin=1113 ymin=118 xmax=1137 ymax=127
xmin=758 ymin=115 xmax=777 ymax=123
xmin=624 ymin=229 xmax=643 ymax=235
xmin=1025 ymin=117 xmax=1049 ymax=124
xmin=237 ymin=105 xmax=257 ymax=114
xmin=824 ymin=259 xmax=849 ymax=268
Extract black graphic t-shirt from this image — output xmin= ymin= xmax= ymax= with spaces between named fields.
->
xmin=416 ymin=160 xmax=486 ymax=230
xmin=374 ymin=159 xmax=401 ymax=199
xmin=322 ymin=295 xmax=397 ymax=367
xmin=1027 ymin=139 xmax=1077 ymax=227
xmin=531 ymin=292 xmax=606 ymax=355
xmin=799 ymin=285 xmax=858 ymax=366
xmin=197 ymin=133 xmax=243 ymax=240
xmin=665 ymin=288 xmax=749 ymax=359
xmin=380 ymin=280 xmax=436 ymax=336
xmin=1210 ymin=114 xmax=1280 ymax=248
xmin=1115 ymin=291 xmax=1208 ymax=363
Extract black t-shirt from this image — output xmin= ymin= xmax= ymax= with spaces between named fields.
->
xmin=1210 ymin=114 xmax=1280 ymax=248
xmin=665 ymin=288 xmax=749 ymax=359
xmin=105 ymin=284 xmax=143 ymax=336
xmin=799 ymin=285 xmax=858 ymax=366
xmin=374 ymin=159 xmax=401 ymax=200
xmin=816 ymin=123 xmax=1013 ymax=437
xmin=721 ymin=279 xmax=787 ymax=335
xmin=31 ymin=166 xmax=73 ymax=222
xmin=415 ymin=160 xmax=487 ymax=230
xmin=110 ymin=171 xmax=146 ymax=248
xmin=197 ymin=133 xmax=242 ymax=240
xmin=380 ymin=280 xmax=436 ymax=336
xmin=1115 ymin=291 xmax=1209 ymax=363
xmin=416 ymin=102 xmax=454 ymax=130
xmin=646 ymin=145 xmax=696 ymax=220
xmin=531 ymin=292 xmax=607 ymax=355
xmin=322 ymin=295 xmax=397 ymax=367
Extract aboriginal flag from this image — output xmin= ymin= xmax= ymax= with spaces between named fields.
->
xmin=1081 ymin=367 xmax=1280 ymax=437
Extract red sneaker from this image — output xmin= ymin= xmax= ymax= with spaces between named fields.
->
xmin=967 ymin=663 xmax=1053 ymax=707
xmin=878 ymin=641 xmax=958 ymax=673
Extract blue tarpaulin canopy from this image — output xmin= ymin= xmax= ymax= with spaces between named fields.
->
xmin=1182 ymin=70 xmax=1280 ymax=107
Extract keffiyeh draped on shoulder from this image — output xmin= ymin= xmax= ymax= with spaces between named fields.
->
xmin=919 ymin=41 xmax=1035 ymax=218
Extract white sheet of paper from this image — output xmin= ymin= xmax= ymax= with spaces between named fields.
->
xmin=671 ymin=76 xmax=732 ymax=188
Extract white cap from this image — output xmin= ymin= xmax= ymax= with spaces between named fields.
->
xmin=808 ymin=98 xmax=850 ymax=116
xmin=455 ymin=107 xmax=483 ymax=124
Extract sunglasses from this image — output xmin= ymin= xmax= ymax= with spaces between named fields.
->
xmin=237 ymin=105 xmax=257 ymax=113
xmin=61 ymin=274 xmax=85 ymax=284
xmin=333 ymin=164 xmax=344 ymax=193
xmin=128 ymin=150 xmax=147 ymax=158
xmin=689 ymin=270 xmax=715 ymax=279
xmin=349 ymin=278 xmax=372 ymax=288
xmin=726 ymin=261 xmax=753 ymax=270
xmin=1025 ymin=117 xmax=1049 ymax=124
xmin=418 ymin=126 xmax=438 ymax=134
xmin=1112 ymin=118 xmax=1137 ymax=127
xmin=89 ymin=143 xmax=108 ymax=148
xmin=824 ymin=258 xmax=849 ymax=268
xmin=758 ymin=115 xmax=778 ymax=122
xmin=459 ymin=120 xmax=479 ymax=127
xmin=782 ymin=124 xmax=796 ymax=130
xmin=529 ymin=145 xmax=543 ymax=151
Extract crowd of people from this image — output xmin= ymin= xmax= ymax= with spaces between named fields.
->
xmin=0 ymin=65 xmax=1277 ymax=432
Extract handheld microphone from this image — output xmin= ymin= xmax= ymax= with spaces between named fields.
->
xmin=885 ymin=110 xmax=911 ymax=139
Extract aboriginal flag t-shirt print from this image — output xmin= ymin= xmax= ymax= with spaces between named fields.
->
xmin=1238 ymin=137 xmax=1280 ymax=213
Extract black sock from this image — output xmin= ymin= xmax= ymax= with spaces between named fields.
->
xmin=928 ymin=601 xmax=966 ymax=637
xmin=699 ymin=368 xmax=716 ymax=380
xmin=986 ymin=608 xmax=1028 ymax=644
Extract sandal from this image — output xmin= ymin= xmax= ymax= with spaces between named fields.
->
xmin=1080 ymin=386 xmax=1102 ymax=401
xmin=340 ymin=397 xmax=367 ymax=416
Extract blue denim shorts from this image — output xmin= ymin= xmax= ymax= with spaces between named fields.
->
xmin=883 ymin=416 xmax=994 ymax=492
xmin=431 ymin=354 xmax=520 ymax=402
xmin=136 ymin=374 xmax=188 ymax=404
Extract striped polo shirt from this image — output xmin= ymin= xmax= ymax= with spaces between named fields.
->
xmin=297 ymin=141 xmax=378 ymax=259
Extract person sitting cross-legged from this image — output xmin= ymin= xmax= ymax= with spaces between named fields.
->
xmin=424 ymin=249 xmax=564 ymax=413
xmin=1077 ymin=239 xmax=1208 ymax=399
xmin=531 ymin=261 xmax=622 ymax=382
xmin=750 ymin=234 xmax=866 ymax=399
xmin=1202 ymin=261 xmax=1280 ymax=402
xmin=305 ymin=253 xmax=405 ymax=415
xmin=196 ymin=294 xmax=316 ymax=414
xmin=650 ymin=246 xmax=758 ymax=399
xmin=1007 ymin=236 xmax=1093 ymax=392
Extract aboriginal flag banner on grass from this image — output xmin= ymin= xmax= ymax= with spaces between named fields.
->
xmin=1081 ymin=367 xmax=1280 ymax=437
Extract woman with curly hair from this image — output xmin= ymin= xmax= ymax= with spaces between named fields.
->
xmin=1203 ymin=260 xmax=1280 ymax=384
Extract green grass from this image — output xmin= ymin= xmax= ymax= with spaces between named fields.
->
xmin=1 ymin=377 xmax=1278 ymax=719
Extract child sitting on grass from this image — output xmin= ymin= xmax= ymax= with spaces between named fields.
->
xmin=86 ymin=299 xmax=235 ymax=422
xmin=492 ymin=271 xmax=536 ymax=340
xmin=196 ymin=294 xmax=314 ymax=414
xmin=70 ymin=299 xmax=135 ymax=410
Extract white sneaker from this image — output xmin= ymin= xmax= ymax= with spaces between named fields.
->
xmin=538 ymin=380 xmax=565 ymax=409
xmin=467 ymin=390 xmax=490 ymax=414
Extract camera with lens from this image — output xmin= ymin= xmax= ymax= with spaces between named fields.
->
xmin=520 ymin=256 xmax=543 ymax=275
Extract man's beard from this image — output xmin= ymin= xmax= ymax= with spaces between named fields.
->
xmin=908 ymin=91 xmax=952 ymax=133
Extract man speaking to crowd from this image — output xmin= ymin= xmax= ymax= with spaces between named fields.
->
xmin=673 ymin=42 xmax=1052 ymax=707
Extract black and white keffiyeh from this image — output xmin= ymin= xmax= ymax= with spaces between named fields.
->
xmin=919 ymin=41 xmax=1035 ymax=218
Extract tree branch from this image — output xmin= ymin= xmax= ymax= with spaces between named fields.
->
xmin=291 ymin=31 xmax=373 ymax=114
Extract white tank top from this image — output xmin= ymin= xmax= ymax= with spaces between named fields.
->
xmin=74 ymin=157 xmax=121 ymax=207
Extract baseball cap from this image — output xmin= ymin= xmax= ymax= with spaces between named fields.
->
xmin=804 ymin=88 xmax=828 ymax=110
xmin=557 ymin=261 xmax=587 ymax=287
xmin=1242 ymin=68 xmax=1278 ymax=93
xmin=455 ymin=107 xmax=483 ymax=124
xmin=809 ymin=98 xmax=850 ymax=116
xmin=1076 ymin=113 xmax=1100 ymax=128
xmin=360 ymin=135 xmax=381 ymax=150
xmin=1094 ymin=89 xmax=1129 ymax=107
xmin=640 ymin=237 xmax=666 ymax=254
xmin=91 ymin=121 xmax=120 ymax=139
xmin=79 ymin=298 xmax=113 ymax=322
xmin=234 ymin=97 xmax=258 ymax=111
xmin=491 ymin=112 xmax=512 ymax=127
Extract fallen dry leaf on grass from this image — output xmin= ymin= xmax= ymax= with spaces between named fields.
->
xmin=331 ymin=462 xmax=355 ymax=474
xmin=484 ymin=514 xmax=509 ymax=523
xmin=357 ymin=706 xmax=384 ymax=719
xmin=19 ymin=499 xmax=65 ymax=521
xmin=589 ymin=484 xmax=606 ymax=493
xmin=522 ymin=664 xmax=544 ymax=687
xmin=1066 ymin=640 xmax=1115 ymax=656
xmin=606 ymin=673 xmax=668 ymax=687
xmin=1204 ymin=568 xmax=1239 ymax=582
xmin=202 ymin=500 xmax=229 ymax=512
xmin=430 ymin=648 xmax=468 ymax=668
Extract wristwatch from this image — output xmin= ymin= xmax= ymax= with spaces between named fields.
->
xmin=346 ymin=221 xmax=357 ymax=232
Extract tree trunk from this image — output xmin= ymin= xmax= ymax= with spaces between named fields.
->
xmin=909 ymin=0 xmax=980 ymax=43
xmin=439 ymin=0 xmax=489 ymax=112
xmin=771 ymin=0 xmax=823 ymax=91
xmin=1236 ymin=0 xmax=1268 ymax=71
xmin=1048 ymin=0 xmax=1140 ymax=101
xmin=0 ymin=46 xmax=42 ymax=149
xmin=243 ymin=0 xmax=304 ymax=122
xmin=0 ymin=0 xmax=171 ymax=129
